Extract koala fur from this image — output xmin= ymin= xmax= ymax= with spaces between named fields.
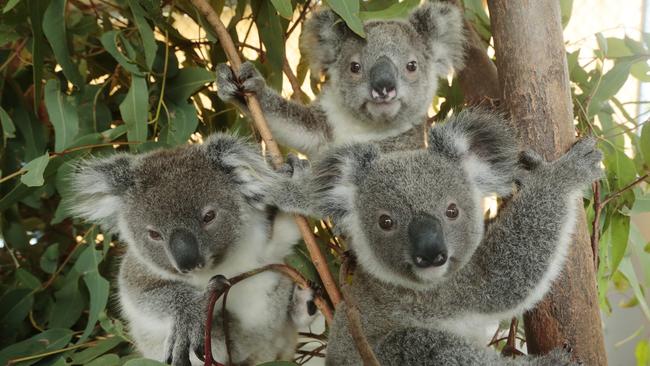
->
xmin=216 ymin=1 xmax=465 ymax=156
xmin=70 ymin=135 xmax=316 ymax=366
xmin=271 ymin=109 xmax=602 ymax=365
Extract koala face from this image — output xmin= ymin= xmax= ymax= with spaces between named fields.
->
xmin=302 ymin=3 xmax=465 ymax=126
xmin=311 ymin=109 xmax=518 ymax=290
xmin=354 ymin=152 xmax=484 ymax=287
xmin=71 ymin=135 xmax=277 ymax=277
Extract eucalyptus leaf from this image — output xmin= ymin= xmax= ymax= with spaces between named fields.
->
xmin=270 ymin=0 xmax=293 ymax=19
xmin=165 ymin=67 xmax=215 ymax=102
xmin=119 ymin=76 xmax=149 ymax=152
xmin=3 ymin=0 xmax=21 ymax=13
xmin=324 ymin=0 xmax=365 ymax=37
xmin=20 ymin=152 xmax=50 ymax=187
xmin=127 ymin=0 xmax=158 ymax=70
xmin=44 ymin=79 xmax=80 ymax=152
xmin=0 ymin=106 xmax=16 ymax=140
xmin=43 ymin=0 xmax=84 ymax=87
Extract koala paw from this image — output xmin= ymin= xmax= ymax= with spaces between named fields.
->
xmin=290 ymin=284 xmax=319 ymax=328
xmin=554 ymin=137 xmax=603 ymax=187
xmin=164 ymin=305 xmax=206 ymax=366
xmin=164 ymin=276 xmax=231 ymax=366
xmin=215 ymin=62 xmax=266 ymax=105
xmin=279 ymin=153 xmax=310 ymax=179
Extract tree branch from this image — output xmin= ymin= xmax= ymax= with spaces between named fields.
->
xmin=189 ymin=0 xmax=342 ymax=307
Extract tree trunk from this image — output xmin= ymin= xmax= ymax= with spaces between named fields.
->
xmin=486 ymin=1 xmax=607 ymax=365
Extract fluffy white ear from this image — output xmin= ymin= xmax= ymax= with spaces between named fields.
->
xmin=69 ymin=154 xmax=135 ymax=231
xmin=202 ymin=133 xmax=280 ymax=210
xmin=310 ymin=143 xmax=380 ymax=224
xmin=428 ymin=108 xmax=519 ymax=196
xmin=300 ymin=8 xmax=355 ymax=76
xmin=408 ymin=1 xmax=466 ymax=75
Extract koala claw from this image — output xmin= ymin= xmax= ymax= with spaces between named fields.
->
xmin=215 ymin=62 xmax=266 ymax=105
xmin=280 ymin=153 xmax=310 ymax=178
xmin=207 ymin=274 xmax=232 ymax=293
xmin=238 ymin=61 xmax=266 ymax=94
xmin=557 ymin=137 xmax=603 ymax=185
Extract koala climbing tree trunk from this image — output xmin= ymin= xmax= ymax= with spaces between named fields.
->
xmin=487 ymin=1 xmax=608 ymax=365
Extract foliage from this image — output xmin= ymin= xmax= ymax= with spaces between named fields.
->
xmin=0 ymin=0 xmax=648 ymax=365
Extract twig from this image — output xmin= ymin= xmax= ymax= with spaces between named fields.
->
xmin=203 ymin=264 xmax=333 ymax=366
xmin=221 ymin=288 xmax=232 ymax=365
xmin=283 ymin=57 xmax=308 ymax=102
xmin=286 ymin=0 xmax=311 ymax=38
xmin=600 ymin=173 xmax=648 ymax=207
xmin=189 ymin=0 xmax=342 ymax=306
xmin=501 ymin=317 xmax=524 ymax=357
xmin=591 ymin=181 xmax=601 ymax=269
xmin=339 ymin=254 xmax=381 ymax=366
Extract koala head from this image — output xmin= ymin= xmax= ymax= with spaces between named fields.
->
xmin=71 ymin=135 xmax=278 ymax=277
xmin=311 ymin=109 xmax=517 ymax=290
xmin=301 ymin=2 xmax=465 ymax=126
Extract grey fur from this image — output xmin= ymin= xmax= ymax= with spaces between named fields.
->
xmin=70 ymin=135 xmax=314 ymax=366
xmin=272 ymin=110 xmax=601 ymax=365
xmin=216 ymin=1 xmax=465 ymax=156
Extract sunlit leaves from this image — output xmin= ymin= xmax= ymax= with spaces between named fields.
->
xmin=20 ymin=153 xmax=50 ymax=187
xmin=119 ymin=76 xmax=149 ymax=152
xmin=44 ymin=79 xmax=80 ymax=152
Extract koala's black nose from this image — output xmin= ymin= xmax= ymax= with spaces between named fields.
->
xmin=369 ymin=56 xmax=397 ymax=101
xmin=408 ymin=214 xmax=447 ymax=268
xmin=169 ymin=229 xmax=203 ymax=273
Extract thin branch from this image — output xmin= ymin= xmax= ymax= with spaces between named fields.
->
xmin=600 ymin=173 xmax=649 ymax=207
xmin=286 ymin=1 xmax=311 ymax=38
xmin=189 ymin=0 xmax=342 ymax=307
xmin=591 ymin=181 xmax=601 ymax=269
xmin=283 ymin=57 xmax=308 ymax=102
xmin=203 ymin=264 xmax=333 ymax=366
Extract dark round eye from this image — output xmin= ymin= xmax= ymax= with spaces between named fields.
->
xmin=350 ymin=62 xmax=361 ymax=74
xmin=148 ymin=230 xmax=162 ymax=241
xmin=203 ymin=210 xmax=216 ymax=224
xmin=406 ymin=61 xmax=417 ymax=72
xmin=445 ymin=203 xmax=459 ymax=219
xmin=378 ymin=214 xmax=394 ymax=230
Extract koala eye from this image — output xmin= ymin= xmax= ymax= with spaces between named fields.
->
xmin=378 ymin=214 xmax=394 ymax=230
xmin=445 ymin=203 xmax=459 ymax=220
xmin=406 ymin=61 xmax=417 ymax=72
xmin=203 ymin=210 xmax=216 ymax=224
xmin=350 ymin=62 xmax=361 ymax=74
xmin=148 ymin=230 xmax=162 ymax=241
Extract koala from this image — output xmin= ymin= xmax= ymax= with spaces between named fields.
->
xmin=271 ymin=109 xmax=602 ymax=365
xmin=70 ymin=134 xmax=317 ymax=366
xmin=216 ymin=1 xmax=465 ymax=156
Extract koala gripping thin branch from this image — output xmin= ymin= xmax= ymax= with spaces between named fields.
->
xmin=189 ymin=0 xmax=342 ymax=307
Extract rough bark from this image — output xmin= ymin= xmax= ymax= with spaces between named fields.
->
xmin=487 ymin=1 xmax=607 ymax=365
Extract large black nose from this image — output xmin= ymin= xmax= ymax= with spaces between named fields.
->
xmin=169 ymin=229 xmax=203 ymax=273
xmin=369 ymin=56 xmax=397 ymax=101
xmin=408 ymin=214 xmax=447 ymax=268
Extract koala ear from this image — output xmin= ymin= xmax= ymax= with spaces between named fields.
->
xmin=310 ymin=143 xmax=380 ymax=223
xmin=409 ymin=2 xmax=466 ymax=74
xmin=428 ymin=108 xmax=519 ymax=196
xmin=300 ymin=8 xmax=354 ymax=76
xmin=203 ymin=133 xmax=278 ymax=210
xmin=70 ymin=154 xmax=135 ymax=231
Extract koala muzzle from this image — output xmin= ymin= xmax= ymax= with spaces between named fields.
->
xmin=408 ymin=214 xmax=447 ymax=268
xmin=369 ymin=56 xmax=397 ymax=102
xmin=169 ymin=229 xmax=204 ymax=273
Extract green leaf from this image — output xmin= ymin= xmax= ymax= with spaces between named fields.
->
xmin=49 ymin=277 xmax=85 ymax=328
xmin=40 ymin=243 xmax=60 ymax=274
xmin=0 ymin=106 xmax=16 ymax=141
xmin=15 ymin=268 xmax=41 ymax=290
xmin=636 ymin=340 xmax=649 ymax=366
xmin=0 ymin=288 xmax=34 ymax=330
xmin=641 ymin=123 xmax=650 ymax=163
xmin=28 ymin=0 xmax=47 ymax=110
xmin=123 ymin=358 xmax=168 ymax=366
xmin=160 ymin=101 xmax=198 ymax=146
xmin=619 ymin=258 xmax=650 ymax=320
xmin=595 ymin=32 xmax=607 ymax=59
xmin=0 ymin=328 xmax=73 ymax=366
xmin=86 ymin=354 xmax=121 ymax=366
xmin=119 ymin=75 xmax=149 ymax=152
xmin=42 ymin=0 xmax=84 ymax=87
xmin=127 ymin=0 xmax=158 ymax=69
xmin=604 ymin=37 xmax=633 ymax=58
xmin=607 ymin=214 xmax=630 ymax=274
xmin=3 ymin=0 xmax=21 ymax=13
xmin=75 ymin=246 xmax=110 ymax=343
xmin=270 ymin=0 xmax=293 ymax=19
xmin=559 ymin=0 xmax=573 ymax=28
xmin=631 ymin=61 xmax=650 ymax=82
xmin=588 ymin=61 xmax=632 ymax=116
xmin=44 ymin=79 xmax=80 ymax=152
xmin=100 ymin=30 xmax=144 ymax=75
xmin=20 ymin=152 xmax=50 ymax=187
xmin=70 ymin=336 xmax=123 ymax=365
xmin=165 ymin=67 xmax=215 ymax=102
xmin=253 ymin=2 xmax=285 ymax=91
xmin=324 ymin=0 xmax=365 ymax=37
xmin=360 ymin=0 xmax=419 ymax=21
